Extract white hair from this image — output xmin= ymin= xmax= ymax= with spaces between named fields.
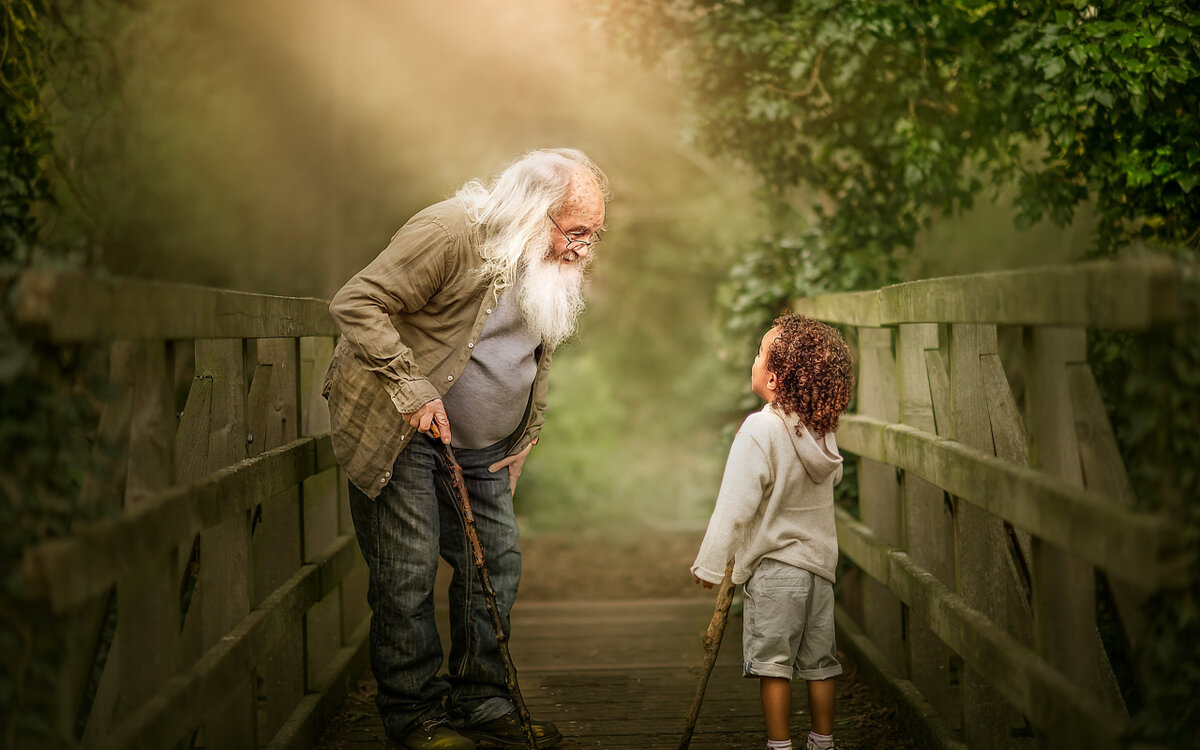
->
xmin=516 ymin=252 xmax=588 ymax=350
xmin=455 ymin=148 xmax=610 ymax=286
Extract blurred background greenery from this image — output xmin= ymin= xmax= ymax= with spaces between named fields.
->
xmin=13 ymin=0 xmax=1119 ymax=533
xmin=18 ymin=0 xmax=771 ymax=532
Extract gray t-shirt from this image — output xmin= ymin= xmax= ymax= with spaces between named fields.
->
xmin=441 ymin=279 xmax=541 ymax=449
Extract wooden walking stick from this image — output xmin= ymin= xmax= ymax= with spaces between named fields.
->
xmin=433 ymin=432 xmax=538 ymax=750
xmin=679 ymin=561 xmax=736 ymax=750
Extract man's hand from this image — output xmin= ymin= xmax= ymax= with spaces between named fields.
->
xmin=693 ymin=575 xmax=714 ymax=590
xmin=488 ymin=441 xmax=535 ymax=495
xmin=403 ymin=399 xmax=451 ymax=445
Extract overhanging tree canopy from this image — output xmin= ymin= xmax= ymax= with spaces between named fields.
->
xmin=611 ymin=0 xmax=1199 ymax=292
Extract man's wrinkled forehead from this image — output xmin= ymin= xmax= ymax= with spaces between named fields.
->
xmin=558 ymin=171 xmax=605 ymax=224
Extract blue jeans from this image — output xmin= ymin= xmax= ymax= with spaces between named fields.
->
xmin=348 ymin=435 xmax=520 ymax=740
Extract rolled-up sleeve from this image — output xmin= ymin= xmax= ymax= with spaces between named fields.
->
xmin=329 ymin=219 xmax=450 ymax=413
xmin=691 ymin=429 xmax=772 ymax=585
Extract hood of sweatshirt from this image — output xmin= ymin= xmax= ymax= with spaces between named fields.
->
xmin=767 ymin=403 xmax=843 ymax=483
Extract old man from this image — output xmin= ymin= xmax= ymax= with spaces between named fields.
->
xmin=324 ymin=148 xmax=608 ymax=750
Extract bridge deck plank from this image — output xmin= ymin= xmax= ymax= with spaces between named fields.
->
xmin=315 ymin=597 xmax=919 ymax=750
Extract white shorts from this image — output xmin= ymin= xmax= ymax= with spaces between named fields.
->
xmin=742 ymin=558 xmax=843 ymax=681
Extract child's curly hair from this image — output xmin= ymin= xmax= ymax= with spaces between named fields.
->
xmin=766 ymin=313 xmax=855 ymax=436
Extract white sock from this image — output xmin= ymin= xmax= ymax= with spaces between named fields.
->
xmin=766 ymin=740 xmax=792 ymax=750
xmin=807 ymin=731 xmax=834 ymax=750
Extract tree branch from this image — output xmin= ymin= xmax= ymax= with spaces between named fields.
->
xmin=768 ymin=45 xmax=829 ymax=102
xmin=440 ymin=442 xmax=538 ymax=750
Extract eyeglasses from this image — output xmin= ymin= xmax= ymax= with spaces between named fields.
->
xmin=548 ymin=212 xmax=603 ymax=251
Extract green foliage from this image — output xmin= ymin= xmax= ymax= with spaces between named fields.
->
xmin=717 ymin=215 xmax=893 ymax=360
xmin=0 ymin=2 xmax=107 ymax=745
xmin=1012 ymin=3 xmax=1200 ymax=250
xmin=609 ymin=0 xmax=1199 ymax=288
xmin=1 ymin=1 xmax=55 ymax=270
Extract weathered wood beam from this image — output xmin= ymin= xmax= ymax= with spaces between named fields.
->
xmin=1067 ymin=362 xmax=1149 ymax=649
xmin=837 ymin=416 xmax=1183 ymax=588
xmin=855 ymin=327 xmax=905 ymax=675
xmin=793 ymin=256 xmax=1197 ymax=329
xmin=20 ymin=434 xmax=337 ymax=612
xmin=116 ymin=340 xmax=182 ymax=723
xmin=898 ymin=325 xmax=959 ymax=727
xmin=835 ymin=508 xmax=1124 ymax=750
xmin=791 ymin=290 xmax=882 ymax=327
xmin=97 ymin=534 xmax=360 ymax=750
xmin=13 ymin=269 xmax=339 ymax=342
xmin=194 ymin=337 xmax=256 ymax=749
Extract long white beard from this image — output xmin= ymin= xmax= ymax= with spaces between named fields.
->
xmin=518 ymin=254 xmax=587 ymax=350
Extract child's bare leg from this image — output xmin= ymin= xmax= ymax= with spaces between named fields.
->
xmin=806 ymin=677 xmax=835 ymax=735
xmin=761 ymin=676 xmax=792 ymax=740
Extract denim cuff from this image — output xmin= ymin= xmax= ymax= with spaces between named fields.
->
xmin=452 ymin=696 xmax=513 ymax=728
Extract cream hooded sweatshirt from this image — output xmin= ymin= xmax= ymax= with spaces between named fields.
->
xmin=691 ymin=403 xmax=843 ymax=586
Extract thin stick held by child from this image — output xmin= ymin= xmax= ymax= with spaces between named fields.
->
xmin=692 ymin=314 xmax=855 ymax=750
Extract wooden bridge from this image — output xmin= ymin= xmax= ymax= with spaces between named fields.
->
xmin=9 ymin=254 xmax=1195 ymax=749
xmin=793 ymin=255 xmax=1193 ymax=750
xmin=13 ymin=270 xmax=359 ymax=750
xmin=312 ymin=560 xmax=920 ymax=749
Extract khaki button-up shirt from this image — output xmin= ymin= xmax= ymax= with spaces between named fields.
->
xmin=323 ymin=199 xmax=552 ymax=499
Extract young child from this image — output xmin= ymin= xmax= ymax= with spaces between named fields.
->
xmin=692 ymin=313 xmax=855 ymax=750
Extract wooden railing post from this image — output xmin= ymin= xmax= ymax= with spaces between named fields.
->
xmin=175 ymin=368 xmax=212 ymax=679
xmin=949 ymin=323 xmax=1023 ymax=748
xmin=250 ymin=338 xmax=304 ymax=742
xmin=1025 ymin=328 xmax=1126 ymax=722
xmin=1066 ymin=363 xmax=1147 ymax=651
xmin=855 ymin=327 xmax=905 ymax=674
xmin=339 ymin=427 xmax=369 ymax=648
xmin=979 ymin=349 xmax=1036 ymax=645
xmin=299 ymin=337 xmax=341 ymax=692
xmin=116 ymin=340 xmax=181 ymax=721
xmin=69 ymin=348 xmax=129 ymax=746
xmin=897 ymin=323 xmax=959 ymax=727
xmin=196 ymin=338 xmax=256 ymax=749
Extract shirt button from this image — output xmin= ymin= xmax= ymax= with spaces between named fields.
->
xmin=447 ymin=375 xmax=454 ymax=381
xmin=468 ymin=342 xmax=475 ymax=349
xmin=380 ymin=477 xmax=387 ymax=485
xmin=383 ymin=472 xmax=390 ymax=478
xmin=486 ymin=308 xmax=492 ymax=314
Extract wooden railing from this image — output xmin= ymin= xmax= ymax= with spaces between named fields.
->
xmin=13 ymin=270 xmax=367 ymax=749
xmin=793 ymin=255 xmax=1195 ymax=750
